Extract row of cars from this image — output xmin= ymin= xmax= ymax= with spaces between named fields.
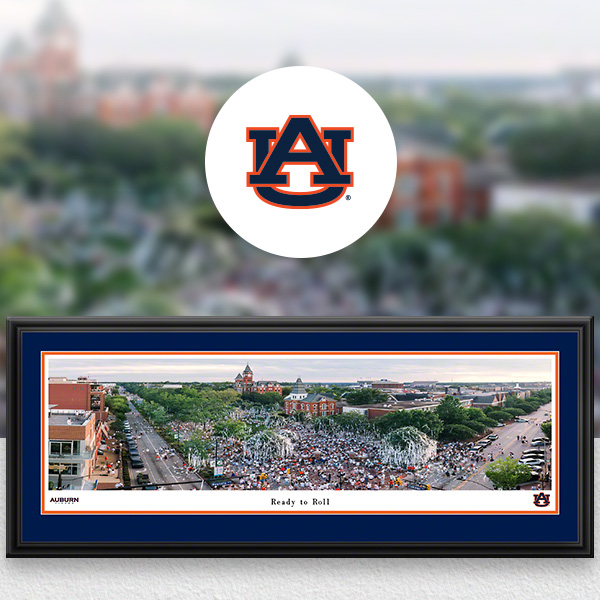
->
xmin=124 ymin=418 xmax=158 ymax=489
xmin=470 ymin=433 xmax=499 ymax=453
xmin=518 ymin=436 xmax=551 ymax=482
xmin=124 ymin=419 xmax=144 ymax=469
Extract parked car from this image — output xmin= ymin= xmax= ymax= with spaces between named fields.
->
xmin=136 ymin=473 xmax=150 ymax=485
xmin=520 ymin=455 xmax=546 ymax=462
xmin=519 ymin=459 xmax=546 ymax=467
xmin=515 ymin=418 xmax=528 ymax=423
xmin=532 ymin=437 xmax=549 ymax=443
xmin=530 ymin=440 xmax=547 ymax=447
xmin=130 ymin=458 xmax=144 ymax=469
xmin=488 ymin=434 xmax=498 ymax=440
xmin=496 ymin=423 xmax=505 ymax=427
xmin=521 ymin=452 xmax=545 ymax=459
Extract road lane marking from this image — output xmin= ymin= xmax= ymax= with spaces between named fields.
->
xmin=129 ymin=411 xmax=185 ymax=490
xmin=455 ymin=412 xmax=546 ymax=490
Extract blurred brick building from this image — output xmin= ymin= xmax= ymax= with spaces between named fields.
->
xmin=378 ymin=137 xmax=491 ymax=228
xmin=0 ymin=1 xmax=215 ymax=129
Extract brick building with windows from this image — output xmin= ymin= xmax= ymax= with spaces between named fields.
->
xmin=48 ymin=408 xmax=107 ymax=490
xmin=234 ymin=364 xmax=282 ymax=395
xmin=48 ymin=376 xmax=108 ymax=422
xmin=283 ymin=377 xmax=337 ymax=417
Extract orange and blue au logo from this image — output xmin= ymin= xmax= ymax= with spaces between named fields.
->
xmin=247 ymin=115 xmax=353 ymax=209
xmin=533 ymin=492 xmax=550 ymax=507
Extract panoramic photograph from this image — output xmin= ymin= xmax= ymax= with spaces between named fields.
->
xmin=44 ymin=353 xmax=554 ymax=504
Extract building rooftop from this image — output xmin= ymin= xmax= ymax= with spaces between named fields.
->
xmin=300 ymin=393 xmax=334 ymax=403
xmin=48 ymin=410 xmax=93 ymax=426
xmin=49 ymin=376 xmax=98 ymax=384
xmin=290 ymin=377 xmax=307 ymax=396
xmin=470 ymin=394 xmax=498 ymax=404
xmin=347 ymin=401 xmax=439 ymax=410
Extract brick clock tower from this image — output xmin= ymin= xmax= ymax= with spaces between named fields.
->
xmin=34 ymin=1 xmax=78 ymax=85
xmin=242 ymin=364 xmax=253 ymax=388
xmin=234 ymin=364 xmax=282 ymax=395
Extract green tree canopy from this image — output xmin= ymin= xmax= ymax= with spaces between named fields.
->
xmin=435 ymin=396 xmax=466 ymax=425
xmin=343 ymin=388 xmax=387 ymax=406
xmin=375 ymin=409 xmax=443 ymax=439
xmin=213 ymin=419 xmax=250 ymax=440
xmin=105 ymin=395 xmax=129 ymax=420
xmin=331 ymin=411 xmax=374 ymax=434
xmin=485 ymin=410 xmax=512 ymax=422
xmin=439 ymin=423 xmax=477 ymax=442
xmin=240 ymin=391 xmax=283 ymax=408
xmin=504 ymin=407 xmax=526 ymax=417
xmin=540 ymin=420 xmax=552 ymax=441
xmin=485 ymin=457 xmax=532 ymax=490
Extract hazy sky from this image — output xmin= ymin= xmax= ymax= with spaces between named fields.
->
xmin=2 ymin=0 xmax=599 ymax=75
xmin=47 ymin=354 xmax=554 ymax=383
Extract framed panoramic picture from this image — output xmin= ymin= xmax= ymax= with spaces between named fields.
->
xmin=6 ymin=317 xmax=593 ymax=557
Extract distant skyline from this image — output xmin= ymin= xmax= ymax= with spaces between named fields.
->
xmin=47 ymin=354 xmax=554 ymax=383
xmin=1 ymin=0 xmax=599 ymax=75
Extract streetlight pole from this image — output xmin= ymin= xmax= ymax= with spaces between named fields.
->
xmin=214 ymin=438 xmax=219 ymax=477
xmin=541 ymin=439 xmax=548 ymax=491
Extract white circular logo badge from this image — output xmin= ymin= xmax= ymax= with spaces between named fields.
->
xmin=205 ymin=66 xmax=397 ymax=258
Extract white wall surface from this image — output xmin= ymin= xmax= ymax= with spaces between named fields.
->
xmin=0 ymin=439 xmax=597 ymax=600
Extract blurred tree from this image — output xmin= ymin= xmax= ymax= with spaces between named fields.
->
xmin=0 ymin=245 xmax=71 ymax=318
xmin=25 ymin=118 xmax=207 ymax=204
xmin=0 ymin=118 xmax=29 ymax=180
xmin=508 ymin=108 xmax=600 ymax=178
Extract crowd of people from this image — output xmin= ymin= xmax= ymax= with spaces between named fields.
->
xmin=220 ymin=422 xmax=409 ymax=490
xmin=140 ymin=409 xmax=550 ymax=492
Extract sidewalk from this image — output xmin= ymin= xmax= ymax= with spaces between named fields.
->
xmin=90 ymin=443 xmax=123 ymax=490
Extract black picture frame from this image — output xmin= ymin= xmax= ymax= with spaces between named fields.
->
xmin=6 ymin=316 xmax=594 ymax=558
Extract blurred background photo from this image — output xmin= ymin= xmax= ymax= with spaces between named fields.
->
xmin=0 ymin=0 xmax=598 ymax=436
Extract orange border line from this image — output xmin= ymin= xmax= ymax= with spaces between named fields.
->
xmin=43 ymin=351 xmax=556 ymax=355
xmin=41 ymin=350 xmax=559 ymax=516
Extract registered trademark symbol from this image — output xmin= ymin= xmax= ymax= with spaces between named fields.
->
xmin=346 ymin=195 xmax=351 ymax=201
